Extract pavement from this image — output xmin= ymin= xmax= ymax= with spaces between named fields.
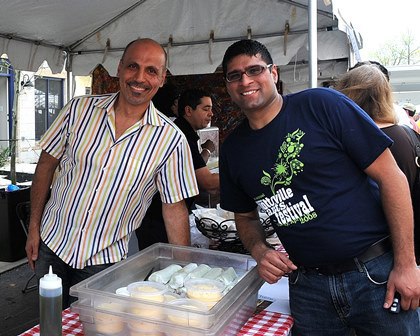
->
xmin=0 ymin=165 xmax=37 ymax=335
xmin=0 ymin=261 xmax=38 ymax=336
xmin=0 ymin=258 xmax=27 ymax=275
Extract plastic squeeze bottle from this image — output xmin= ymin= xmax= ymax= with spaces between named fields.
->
xmin=39 ymin=265 xmax=62 ymax=336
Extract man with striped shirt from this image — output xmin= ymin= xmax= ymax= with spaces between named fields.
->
xmin=25 ymin=38 xmax=199 ymax=308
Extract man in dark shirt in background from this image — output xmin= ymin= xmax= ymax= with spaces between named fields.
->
xmin=136 ymin=88 xmax=219 ymax=249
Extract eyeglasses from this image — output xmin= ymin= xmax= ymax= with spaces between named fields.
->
xmin=225 ymin=64 xmax=273 ymax=83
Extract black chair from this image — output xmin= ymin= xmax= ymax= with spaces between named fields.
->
xmin=15 ymin=201 xmax=37 ymax=293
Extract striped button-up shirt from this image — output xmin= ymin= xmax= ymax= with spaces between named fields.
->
xmin=39 ymin=93 xmax=198 ymax=269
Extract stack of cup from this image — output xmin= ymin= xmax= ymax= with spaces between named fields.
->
xmin=166 ymin=298 xmax=208 ymax=328
xmin=95 ymin=302 xmax=125 ymax=335
xmin=127 ymin=281 xmax=167 ymax=335
xmin=184 ymin=278 xmax=225 ymax=309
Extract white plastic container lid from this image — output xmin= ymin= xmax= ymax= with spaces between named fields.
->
xmin=163 ymin=292 xmax=181 ymax=302
xmin=184 ymin=278 xmax=225 ymax=301
xmin=39 ymin=265 xmax=62 ymax=290
xmin=127 ymin=281 xmax=167 ymax=301
xmin=115 ymin=286 xmax=130 ymax=296
xmin=167 ymin=298 xmax=208 ymax=311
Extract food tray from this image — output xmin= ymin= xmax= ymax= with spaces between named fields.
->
xmin=69 ymin=243 xmax=264 ymax=335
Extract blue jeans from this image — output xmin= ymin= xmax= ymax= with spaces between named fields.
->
xmin=35 ymin=241 xmax=114 ymax=309
xmin=288 ymin=251 xmax=420 ymax=336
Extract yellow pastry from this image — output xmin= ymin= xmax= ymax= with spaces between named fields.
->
xmin=95 ymin=302 xmax=125 ymax=334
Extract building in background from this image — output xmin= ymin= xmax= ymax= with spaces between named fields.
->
xmin=0 ymin=59 xmax=91 ymax=165
xmin=388 ymin=65 xmax=420 ymax=110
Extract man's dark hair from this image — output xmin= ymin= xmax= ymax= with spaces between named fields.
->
xmin=349 ymin=60 xmax=389 ymax=81
xmin=178 ymin=88 xmax=211 ymax=117
xmin=222 ymin=39 xmax=273 ymax=76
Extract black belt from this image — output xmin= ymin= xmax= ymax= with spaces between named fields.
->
xmin=298 ymin=236 xmax=392 ymax=276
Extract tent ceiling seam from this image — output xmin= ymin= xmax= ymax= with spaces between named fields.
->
xmin=68 ymin=0 xmax=148 ymax=51
xmin=0 ymin=33 xmax=64 ymax=50
xmin=70 ymin=26 xmax=336 ymax=55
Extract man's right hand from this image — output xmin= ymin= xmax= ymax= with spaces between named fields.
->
xmin=201 ymin=139 xmax=216 ymax=153
xmin=25 ymin=228 xmax=40 ymax=270
xmin=256 ymin=248 xmax=297 ymax=284
xmin=25 ymin=150 xmax=59 ymax=271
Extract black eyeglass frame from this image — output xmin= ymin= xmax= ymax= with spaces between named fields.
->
xmin=225 ymin=64 xmax=273 ymax=83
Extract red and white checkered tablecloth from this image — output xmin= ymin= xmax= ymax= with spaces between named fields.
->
xmin=238 ymin=310 xmax=293 ymax=336
xmin=19 ymin=309 xmax=84 ymax=336
xmin=20 ymin=307 xmax=293 ymax=336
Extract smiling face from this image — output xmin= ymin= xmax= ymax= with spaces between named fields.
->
xmin=184 ymin=96 xmax=213 ymax=130
xmin=225 ymin=54 xmax=279 ymax=116
xmin=117 ymin=39 xmax=166 ymax=111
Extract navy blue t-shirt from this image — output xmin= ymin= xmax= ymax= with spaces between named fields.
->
xmin=220 ymin=88 xmax=393 ymax=266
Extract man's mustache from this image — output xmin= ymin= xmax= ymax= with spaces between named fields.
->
xmin=127 ymin=81 xmax=151 ymax=90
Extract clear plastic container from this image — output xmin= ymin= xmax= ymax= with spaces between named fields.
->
xmin=127 ymin=281 xmax=167 ymax=319
xmin=163 ymin=291 xmax=181 ymax=302
xmin=70 ymin=243 xmax=264 ymax=335
xmin=94 ymin=302 xmax=125 ymax=335
xmin=166 ymin=298 xmax=209 ymax=327
xmin=128 ymin=320 xmax=163 ymax=336
xmin=184 ymin=278 xmax=225 ymax=308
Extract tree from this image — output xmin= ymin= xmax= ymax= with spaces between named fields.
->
xmin=371 ymin=30 xmax=420 ymax=66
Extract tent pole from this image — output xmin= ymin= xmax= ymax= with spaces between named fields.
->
xmin=65 ymin=53 xmax=73 ymax=103
xmin=308 ymin=0 xmax=318 ymax=88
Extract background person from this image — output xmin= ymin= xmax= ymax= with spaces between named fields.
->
xmin=349 ymin=60 xmax=412 ymax=129
xmin=414 ymin=110 xmax=420 ymax=128
xmin=175 ymin=88 xmax=219 ymax=184
xmin=220 ymin=39 xmax=420 ymax=335
xmin=152 ymin=82 xmax=179 ymax=120
xmin=136 ymin=88 xmax=219 ymax=250
xmin=25 ymin=38 xmax=198 ymax=308
xmin=335 ymin=62 xmax=420 ymax=264
xmin=402 ymin=102 xmax=420 ymax=133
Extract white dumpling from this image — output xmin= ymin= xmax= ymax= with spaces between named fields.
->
xmin=148 ymin=264 xmax=182 ymax=284
xmin=202 ymin=267 xmax=223 ymax=280
xmin=216 ymin=267 xmax=237 ymax=285
xmin=168 ymin=263 xmax=198 ymax=289
xmin=185 ymin=264 xmax=211 ymax=281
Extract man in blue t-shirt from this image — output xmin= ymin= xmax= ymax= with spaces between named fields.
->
xmin=220 ymin=39 xmax=420 ymax=335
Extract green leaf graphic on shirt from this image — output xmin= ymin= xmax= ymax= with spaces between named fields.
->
xmin=260 ymin=129 xmax=305 ymax=195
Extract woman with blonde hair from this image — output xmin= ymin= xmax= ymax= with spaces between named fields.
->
xmin=336 ymin=62 xmax=420 ymax=263
xmin=336 ymin=63 xmax=396 ymax=125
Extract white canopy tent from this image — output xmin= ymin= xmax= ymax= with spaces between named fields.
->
xmin=0 ymin=0 xmax=361 ymax=93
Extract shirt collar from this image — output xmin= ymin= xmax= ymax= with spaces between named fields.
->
xmin=94 ymin=92 xmax=164 ymax=127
